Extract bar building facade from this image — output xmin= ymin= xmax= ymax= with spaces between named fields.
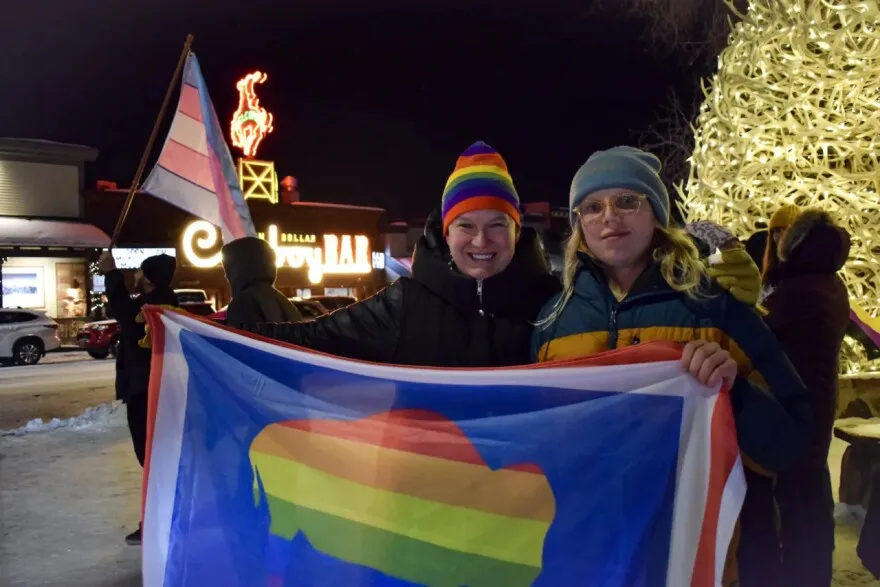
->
xmin=85 ymin=186 xmax=388 ymax=311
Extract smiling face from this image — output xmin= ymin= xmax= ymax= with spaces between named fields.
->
xmin=445 ymin=210 xmax=519 ymax=280
xmin=576 ymin=188 xmax=655 ymax=271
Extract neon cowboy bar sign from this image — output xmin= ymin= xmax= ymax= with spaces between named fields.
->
xmin=182 ymin=220 xmax=373 ymax=284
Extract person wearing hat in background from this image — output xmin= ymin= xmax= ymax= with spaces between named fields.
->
xmin=531 ymin=146 xmax=812 ymax=586
xmin=221 ymin=237 xmax=302 ymax=329
xmin=98 ymin=250 xmax=179 ymax=546
xmin=245 ymin=140 xmax=561 ymax=367
xmin=760 ymin=203 xmax=802 ymax=301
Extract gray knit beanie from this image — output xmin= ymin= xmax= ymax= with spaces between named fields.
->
xmin=569 ymin=146 xmax=670 ymax=226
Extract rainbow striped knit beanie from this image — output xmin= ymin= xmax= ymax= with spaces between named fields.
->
xmin=441 ymin=141 xmax=521 ymax=234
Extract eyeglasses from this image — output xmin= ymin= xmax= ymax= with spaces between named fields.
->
xmin=574 ymin=193 xmax=645 ymax=224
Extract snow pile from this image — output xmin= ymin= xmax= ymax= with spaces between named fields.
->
xmin=0 ymin=401 xmax=125 ymax=436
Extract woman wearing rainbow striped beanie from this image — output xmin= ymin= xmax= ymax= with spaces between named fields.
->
xmin=247 ymin=140 xmax=561 ymax=367
xmin=440 ymin=140 xmax=525 ymax=280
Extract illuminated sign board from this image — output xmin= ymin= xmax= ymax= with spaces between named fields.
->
xmin=182 ymin=221 xmax=372 ymax=284
xmin=105 ymin=247 xmax=176 ymax=270
xmin=230 ymin=71 xmax=273 ymax=158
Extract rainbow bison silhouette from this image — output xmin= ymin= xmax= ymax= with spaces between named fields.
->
xmin=249 ymin=409 xmax=557 ymax=586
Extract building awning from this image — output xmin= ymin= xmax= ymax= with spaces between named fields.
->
xmin=0 ymin=217 xmax=110 ymax=249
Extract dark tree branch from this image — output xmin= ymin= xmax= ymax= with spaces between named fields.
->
xmin=589 ymin=0 xmax=748 ymax=62
xmin=636 ymin=88 xmax=703 ymax=195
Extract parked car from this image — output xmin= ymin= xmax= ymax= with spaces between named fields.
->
xmin=78 ymin=296 xmax=214 ymax=360
xmin=208 ymin=298 xmax=329 ymax=325
xmin=174 ymin=289 xmax=215 ymax=316
xmin=288 ymin=298 xmax=329 ymax=320
xmin=178 ymin=301 xmax=216 ymax=316
xmin=77 ymin=319 xmax=120 ymax=359
xmin=174 ymin=289 xmax=209 ymax=304
xmin=0 ymin=309 xmax=61 ymax=366
xmin=310 ymin=295 xmax=357 ymax=312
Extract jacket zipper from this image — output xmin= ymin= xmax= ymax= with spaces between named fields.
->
xmin=607 ymin=289 xmax=680 ymax=349
xmin=477 ymin=279 xmax=484 ymax=316
xmin=609 ymin=306 xmax=619 ymax=348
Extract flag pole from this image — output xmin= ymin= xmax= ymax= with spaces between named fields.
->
xmin=110 ymin=33 xmax=194 ymax=247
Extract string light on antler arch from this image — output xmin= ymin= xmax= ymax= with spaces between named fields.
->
xmin=679 ymin=0 xmax=880 ymax=323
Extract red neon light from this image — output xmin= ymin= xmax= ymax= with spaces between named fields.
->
xmin=230 ymin=71 xmax=274 ymax=158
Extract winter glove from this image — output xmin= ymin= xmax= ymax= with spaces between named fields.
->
xmin=707 ymin=248 xmax=761 ymax=307
xmin=137 ymin=305 xmax=188 ymax=349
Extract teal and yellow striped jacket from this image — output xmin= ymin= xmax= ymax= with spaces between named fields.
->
xmin=532 ymin=254 xmax=812 ymax=475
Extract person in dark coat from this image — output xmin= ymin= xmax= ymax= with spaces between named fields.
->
xmin=243 ymin=141 xmax=762 ymax=367
xmin=248 ymin=142 xmax=561 ymax=366
xmin=98 ymin=250 xmax=179 ymax=546
xmin=221 ymin=237 xmax=302 ymax=328
xmin=762 ymin=209 xmax=852 ymax=587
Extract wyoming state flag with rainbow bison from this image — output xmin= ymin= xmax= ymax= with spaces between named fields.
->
xmin=141 ymin=308 xmax=744 ymax=587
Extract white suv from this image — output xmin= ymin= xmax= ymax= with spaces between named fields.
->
xmin=0 ymin=309 xmax=61 ymax=366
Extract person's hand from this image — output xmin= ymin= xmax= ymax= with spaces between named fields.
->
xmin=97 ymin=250 xmax=116 ymax=274
xmin=707 ymin=247 xmax=760 ymax=306
xmin=681 ymin=340 xmax=738 ymax=388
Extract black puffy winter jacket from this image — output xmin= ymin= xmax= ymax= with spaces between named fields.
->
xmin=248 ymin=211 xmax=562 ymax=367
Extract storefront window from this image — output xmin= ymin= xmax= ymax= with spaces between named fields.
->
xmin=1 ymin=266 xmax=45 ymax=309
xmin=55 ymin=263 xmax=87 ymax=318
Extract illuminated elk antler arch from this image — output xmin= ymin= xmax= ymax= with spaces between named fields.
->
xmin=679 ymin=0 xmax=880 ymax=320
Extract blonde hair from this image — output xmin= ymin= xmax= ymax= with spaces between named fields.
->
xmin=538 ymin=223 xmax=709 ymax=328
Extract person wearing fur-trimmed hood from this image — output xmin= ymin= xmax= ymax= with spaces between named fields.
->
xmin=762 ymin=209 xmax=851 ymax=587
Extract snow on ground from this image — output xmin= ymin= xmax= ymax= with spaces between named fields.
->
xmin=0 ymin=413 xmax=142 ymax=586
xmin=0 ymin=400 xmax=125 ymax=437
xmin=1 ymin=405 xmax=879 ymax=585
xmin=0 ymin=360 xmax=115 ymax=430
xmin=829 ymin=437 xmax=880 ymax=586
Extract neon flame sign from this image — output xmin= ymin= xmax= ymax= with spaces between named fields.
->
xmin=181 ymin=221 xmax=372 ymax=284
xmin=230 ymin=71 xmax=274 ymax=158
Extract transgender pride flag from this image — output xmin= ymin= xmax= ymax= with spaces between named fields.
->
xmin=142 ymin=53 xmax=255 ymax=242
xmin=142 ymin=308 xmax=745 ymax=587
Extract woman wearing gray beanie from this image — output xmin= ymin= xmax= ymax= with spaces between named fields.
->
xmin=532 ymin=146 xmax=812 ymax=587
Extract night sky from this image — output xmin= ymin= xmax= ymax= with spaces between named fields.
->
xmin=0 ymin=1 xmax=694 ymax=218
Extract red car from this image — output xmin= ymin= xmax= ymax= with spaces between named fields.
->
xmin=77 ymin=302 xmax=216 ymax=360
xmin=77 ymin=319 xmax=120 ymax=359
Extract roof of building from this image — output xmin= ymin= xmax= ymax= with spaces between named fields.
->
xmin=0 ymin=138 xmax=99 ymax=163
xmin=96 ymin=188 xmax=386 ymax=213
xmin=284 ymin=200 xmax=386 ymax=213
xmin=0 ymin=217 xmax=110 ymax=248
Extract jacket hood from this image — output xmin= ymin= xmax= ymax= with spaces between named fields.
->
xmin=411 ymin=209 xmax=560 ymax=319
xmin=778 ymin=210 xmax=850 ymax=276
xmin=221 ymin=237 xmax=278 ymax=296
